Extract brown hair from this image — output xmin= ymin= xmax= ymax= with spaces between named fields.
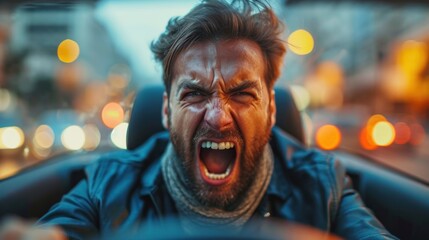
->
xmin=151 ymin=0 xmax=286 ymax=94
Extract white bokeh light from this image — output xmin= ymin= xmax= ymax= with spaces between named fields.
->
xmin=110 ymin=122 xmax=128 ymax=149
xmin=1 ymin=127 xmax=25 ymax=149
xmin=61 ymin=125 xmax=85 ymax=150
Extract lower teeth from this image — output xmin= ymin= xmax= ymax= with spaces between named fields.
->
xmin=204 ymin=164 xmax=232 ymax=180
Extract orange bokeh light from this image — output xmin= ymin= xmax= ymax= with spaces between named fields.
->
xmin=57 ymin=39 xmax=80 ymax=63
xmin=394 ymin=122 xmax=411 ymax=145
xmin=101 ymin=102 xmax=124 ymax=129
xmin=315 ymin=124 xmax=341 ymax=150
xmin=359 ymin=127 xmax=377 ymax=150
xmin=367 ymin=114 xmax=386 ymax=129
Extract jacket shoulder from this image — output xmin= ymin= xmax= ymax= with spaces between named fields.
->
xmin=271 ymin=126 xmax=345 ymax=180
xmin=84 ymin=131 xmax=170 ymax=197
xmin=271 ymin=127 xmax=345 ymax=215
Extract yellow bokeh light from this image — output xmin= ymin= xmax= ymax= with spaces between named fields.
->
xmin=111 ymin=122 xmax=128 ymax=149
xmin=396 ymin=40 xmax=427 ymax=75
xmin=315 ymin=124 xmax=341 ymax=150
xmin=0 ymin=126 xmax=25 ymax=149
xmin=61 ymin=125 xmax=85 ymax=150
xmin=102 ymin=102 xmax=125 ymax=129
xmin=287 ymin=29 xmax=314 ymax=55
xmin=371 ymin=121 xmax=395 ymax=147
xmin=34 ymin=125 xmax=55 ymax=149
xmin=57 ymin=39 xmax=80 ymax=63
xmin=290 ymin=85 xmax=311 ymax=111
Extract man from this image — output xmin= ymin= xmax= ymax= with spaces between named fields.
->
xmin=30 ymin=0 xmax=397 ymax=239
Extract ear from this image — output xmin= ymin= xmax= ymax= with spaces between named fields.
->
xmin=162 ymin=91 xmax=169 ymax=130
xmin=269 ymin=89 xmax=276 ymax=129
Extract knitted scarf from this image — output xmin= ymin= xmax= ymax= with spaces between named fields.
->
xmin=161 ymin=143 xmax=273 ymax=234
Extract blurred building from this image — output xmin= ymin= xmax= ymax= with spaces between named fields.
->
xmin=7 ymin=2 xmax=128 ymax=112
xmin=278 ymin=2 xmax=429 ymax=116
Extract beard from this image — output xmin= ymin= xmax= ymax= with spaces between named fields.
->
xmin=169 ymin=115 xmax=272 ymax=209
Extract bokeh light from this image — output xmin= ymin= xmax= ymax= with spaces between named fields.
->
xmin=111 ymin=122 xmax=128 ymax=149
xmin=83 ymin=124 xmax=101 ymax=150
xmin=372 ymin=121 xmax=396 ymax=147
xmin=57 ymin=39 xmax=80 ymax=63
xmin=394 ymin=122 xmax=411 ymax=145
xmin=61 ymin=125 xmax=85 ymax=150
xmin=315 ymin=124 xmax=341 ymax=150
xmin=367 ymin=114 xmax=386 ymax=129
xmin=102 ymin=102 xmax=125 ymax=129
xmin=287 ymin=29 xmax=314 ymax=55
xmin=359 ymin=127 xmax=377 ymax=150
xmin=290 ymin=85 xmax=311 ymax=111
xmin=0 ymin=126 xmax=25 ymax=149
xmin=396 ymin=40 xmax=428 ymax=75
xmin=33 ymin=125 xmax=55 ymax=149
xmin=360 ymin=114 xmax=389 ymax=150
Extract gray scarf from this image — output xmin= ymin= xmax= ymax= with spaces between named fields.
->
xmin=161 ymin=143 xmax=274 ymax=234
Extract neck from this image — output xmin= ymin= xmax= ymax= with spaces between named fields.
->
xmin=161 ymin=143 xmax=274 ymax=233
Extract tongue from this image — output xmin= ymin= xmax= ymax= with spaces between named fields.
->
xmin=201 ymin=148 xmax=235 ymax=174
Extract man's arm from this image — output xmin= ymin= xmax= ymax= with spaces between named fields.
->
xmin=331 ymin=161 xmax=398 ymax=240
xmin=37 ymin=179 xmax=99 ymax=240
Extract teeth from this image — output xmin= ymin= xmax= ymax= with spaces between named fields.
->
xmin=219 ymin=142 xmax=225 ymax=150
xmin=203 ymin=164 xmax=233 ymax=180
xmin=201 ymin=141 xmax=235 ymax=150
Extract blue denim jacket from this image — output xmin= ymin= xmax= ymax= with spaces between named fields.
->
xmin=38 ymin=127 xmax=397 ymax=240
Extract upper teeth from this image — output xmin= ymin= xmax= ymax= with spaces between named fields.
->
xmin=201 ymin=141 xmax=234 ymax=150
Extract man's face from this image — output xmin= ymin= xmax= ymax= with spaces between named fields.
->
xmin=162 ymin=39 xmax=276 ymax=208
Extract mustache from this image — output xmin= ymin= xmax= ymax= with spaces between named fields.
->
xmin=192 ymin=125 xmax=243 ymax=144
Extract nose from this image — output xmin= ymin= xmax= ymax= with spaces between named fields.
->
xmin=204 ymin=99 xmax=233 ymax=131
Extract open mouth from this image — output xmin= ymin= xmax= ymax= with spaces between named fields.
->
xmin=198 ymin=140 xmax=237 ymax=186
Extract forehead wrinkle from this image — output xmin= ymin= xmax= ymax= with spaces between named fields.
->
xmin=216 ymin=39 xmax=264 ymax=88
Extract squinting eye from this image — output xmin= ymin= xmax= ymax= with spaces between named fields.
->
xmin=184 ymin=91 xmax=202 ymax=97
xmin=236 ymin=92 xmax=251 ymax=96
xmin=182 ymin=91 xmax=207 ymax=102
xmin=231 ymin=91 xmax=255 ymax=102
xmin=234 ymin=92 xmax=253 ymax=97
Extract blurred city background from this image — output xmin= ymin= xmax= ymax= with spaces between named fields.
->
xmin=0 ymin=0 xmax=428 ymax=183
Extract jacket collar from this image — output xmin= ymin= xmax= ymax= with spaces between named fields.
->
xmin=265 ymin=126 xmax=299 ymax=201
xmin=137 ymin=131 xmax=169 ymax=197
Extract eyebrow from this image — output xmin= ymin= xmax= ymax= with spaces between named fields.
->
xmin=226 ymin=80 xmax=259 ymax=93
xmin=176 ymin=81 xmax=210 ymax=97
xmin=175 ymin=79 xmax=259 ymax=97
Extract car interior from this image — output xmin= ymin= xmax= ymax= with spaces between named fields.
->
xmin=0 ymin=85 xmax=428 ymax=239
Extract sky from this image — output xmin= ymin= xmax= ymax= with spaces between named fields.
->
xmin=95 ymin=0 xmax=200 ymax=87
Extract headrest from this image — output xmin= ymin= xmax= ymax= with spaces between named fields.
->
xmin=126 ymin=85 xmax=304 ymax=150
